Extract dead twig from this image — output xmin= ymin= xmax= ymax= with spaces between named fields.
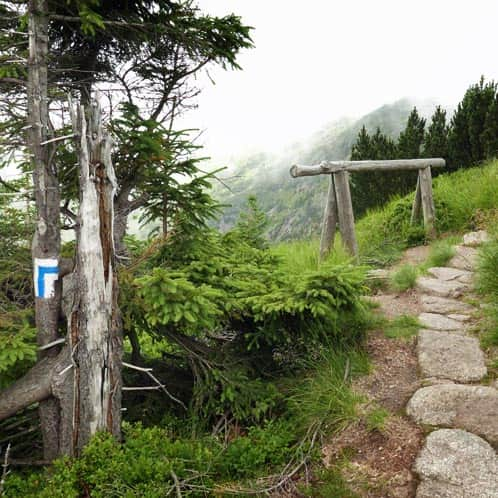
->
xmin=0 ymin=443 xmax=11 ymax=496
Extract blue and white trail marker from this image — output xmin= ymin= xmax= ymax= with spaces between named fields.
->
xmin=34 ymin=258 xmax=59 ymax=299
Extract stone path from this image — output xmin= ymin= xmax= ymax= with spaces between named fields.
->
xmin=406 ymin=230 xmax=498 ymax=497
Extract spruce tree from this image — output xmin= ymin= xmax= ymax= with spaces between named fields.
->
xmin=482 ymin=93 xmax=498 ymax=159
xmin=350 ymin=127 xmax=401 ymax=215
xmin=397 ymin=107 xmax=426 ymax=159
xmin=423 ymin=106 xmax=449 ymax=160
xmin=351 ymin=125 xmax=372 ymax=160
xmin=448 ymin=77 xmax=497 ymax=169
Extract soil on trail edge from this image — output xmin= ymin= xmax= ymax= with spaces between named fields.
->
xmin=322 ymin=331 xmax=424 ymax=498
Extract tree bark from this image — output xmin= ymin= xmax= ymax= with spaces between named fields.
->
xmin=28 ymin=0 xmax=62 ymax=460
xmin=68 ymin=98 xmax=122 ymax=455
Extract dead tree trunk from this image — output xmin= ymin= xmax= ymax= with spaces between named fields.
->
xmin=0 ymin=97 xmax=122 ymax=457
xmin=66 ymin=98 xmax=122 ymax=454
xmin=28 ymin=0 xmax=62 ymax=460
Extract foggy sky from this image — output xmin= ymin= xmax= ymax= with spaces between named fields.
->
xmin=179 ymin=0 xmax=498 ymax=159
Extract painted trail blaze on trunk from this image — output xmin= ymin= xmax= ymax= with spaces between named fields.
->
xmin=69 ymin=99 xmax=122 ymax=454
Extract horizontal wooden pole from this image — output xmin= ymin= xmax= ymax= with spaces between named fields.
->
xmin=290 ymin=158 xmax=445 ymax=178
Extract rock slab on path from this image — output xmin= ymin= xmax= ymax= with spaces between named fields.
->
xmin=418 ymin=312 xmax=466 ymax=332
xmin=448 ymin=245 xmax=479 ymax=271
xmin=418 ymin=330 xmax=487 ymax=382
xmin=420 ymin=295 xmax=474 ymax=314
xmin=416 ymin=277 xmax=467 ymax=298
xmin=463 ymin=230 xmax=489 ymax=247
xmin=427 ymin=266 xmax=473 ymax=284
xmin=414 ymin=429 xmax=498 ymax=498
xmin=407 ymin=384 xmax=498 ymax=445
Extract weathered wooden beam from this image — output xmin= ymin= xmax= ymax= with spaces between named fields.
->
xmin=290 ymin=158 xmax=445 ymax=178
xmin=419 ymin=166 xmax=436 ymax=238
xmin=333 ymin=171 xmax=358 ymax=258
xmin=410 ymin=175 xmax=422 ymax=225
xmin=319 ymin=174 xmax=338 ymax=261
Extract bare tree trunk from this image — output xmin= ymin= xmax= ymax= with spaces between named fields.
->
xmin=0 ymin=97 xmax=122 ymax=457
xmin=28 ymin=0 xmax=62 ymax=460
xmin=68 ymin=98 xmax=122 ymax=454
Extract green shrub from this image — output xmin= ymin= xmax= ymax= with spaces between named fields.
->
xmin=4 ymin=425 xmax=218 ymax=498
xmin=219 ymin=419 xmax=295 ymax=478
xmin=4 ymin=422 xmax=299 ymax=497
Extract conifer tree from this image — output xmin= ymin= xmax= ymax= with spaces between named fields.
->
xmin=448 ymin=77 xmax=497 ymax=169
xmin=397 ymin=107 xmax=426 ymax=159
xmin=350 ymin=127 xmax=401 ymax=215
xmin=350 ymin=125 xmax=371 ymax=160
xmin=423 ymin=106 xmax=449 ymax=160
xmin=482 ymin=93 xmax=498 ymax=159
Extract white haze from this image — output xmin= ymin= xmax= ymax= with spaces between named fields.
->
xmin=178 ymin=0 xmax=498 ymax=160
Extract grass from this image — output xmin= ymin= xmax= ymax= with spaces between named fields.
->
xmin=390 ymin=264 xmax=418 ymax=292
xmin=383 ymin=315 xmax=420 ymax=339
xmin=272 ymin=238 xmax=353 ymax=273
xmin=365 ymin=406 xmax=390 ymax=432
xmin=287 ymin=350 xmax=370 ymax=437
xmin=476 ymin=239 xmax=498 ymax=348
xmin=299 ymin=466 xmax=360 ymax=498
xmin=424 ymin=237 xmax=458 ymax=268
xmin=274 ymin=161 xmax=498 ymax=271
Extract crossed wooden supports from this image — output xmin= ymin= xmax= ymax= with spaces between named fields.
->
xmin=290 ymin=158 xmax=445 ymax=260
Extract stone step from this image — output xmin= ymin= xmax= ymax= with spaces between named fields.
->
xmin=420 ymin=295 xmax=475 ymax=314
xmin=418 ymin=330 xmax=487 ymax=382
xmin=407 ymin=384 xmax=498 ymax=446
xmin=417 ymin=277 xmax=467 ymax=298
xmin=463 ymin=230 xmax=489 ymax=247
xmin=448 ymin=245 xmax=479 ymax=272
xmin=418 ymin=313 xmax=466 ymax=332
xmin=427 ymin=266 xmax=473 ymax=284
xmin=414 ymin=429 xmax=498 ymax=498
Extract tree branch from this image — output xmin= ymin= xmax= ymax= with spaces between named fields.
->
xmin=0 ymin=356 xmax=59 ymax=421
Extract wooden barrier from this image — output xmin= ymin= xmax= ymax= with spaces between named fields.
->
xmin=290 ymin=158 xmax=445 ymax=259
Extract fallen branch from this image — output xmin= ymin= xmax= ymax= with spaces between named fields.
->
xmin=123 ymin=362 xmax=187 ymax=410
xmin=0 ymin=356 xmax=60 ymax=421
xmin=0 ymin=443 xmax=10 ymax=496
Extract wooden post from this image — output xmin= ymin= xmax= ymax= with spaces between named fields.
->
xmin=333 ymin=171 xmax=358 ymax=258
xmin=410 ymin=175 xmax=422 ymax=225
xmin=419 ymin=166 xmax=436 ymax=238
xmin=319 ymin=174 xmax=338 ymax=260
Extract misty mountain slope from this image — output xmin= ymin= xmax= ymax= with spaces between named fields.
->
xmin=212 ymin=98 xmax=444 ymax=241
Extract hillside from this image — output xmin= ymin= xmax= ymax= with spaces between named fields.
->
xmin=212 ymin=98 xmax=445 ymax=241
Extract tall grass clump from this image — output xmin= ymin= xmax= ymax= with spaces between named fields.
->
xmin=272 ymin=238 xmax=353 ymax=273
xmin=287 ymin=350 xmax=369 ymax=437
xmin=390 ymin=264 xmax=418 ymax=292
xmin=476 ymin=239 xmax=498 ymax=347
xmin=271 ymin=239 xmax=321 ymax=272
xmin=424 ymin=238 xmax=458 ymax=268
